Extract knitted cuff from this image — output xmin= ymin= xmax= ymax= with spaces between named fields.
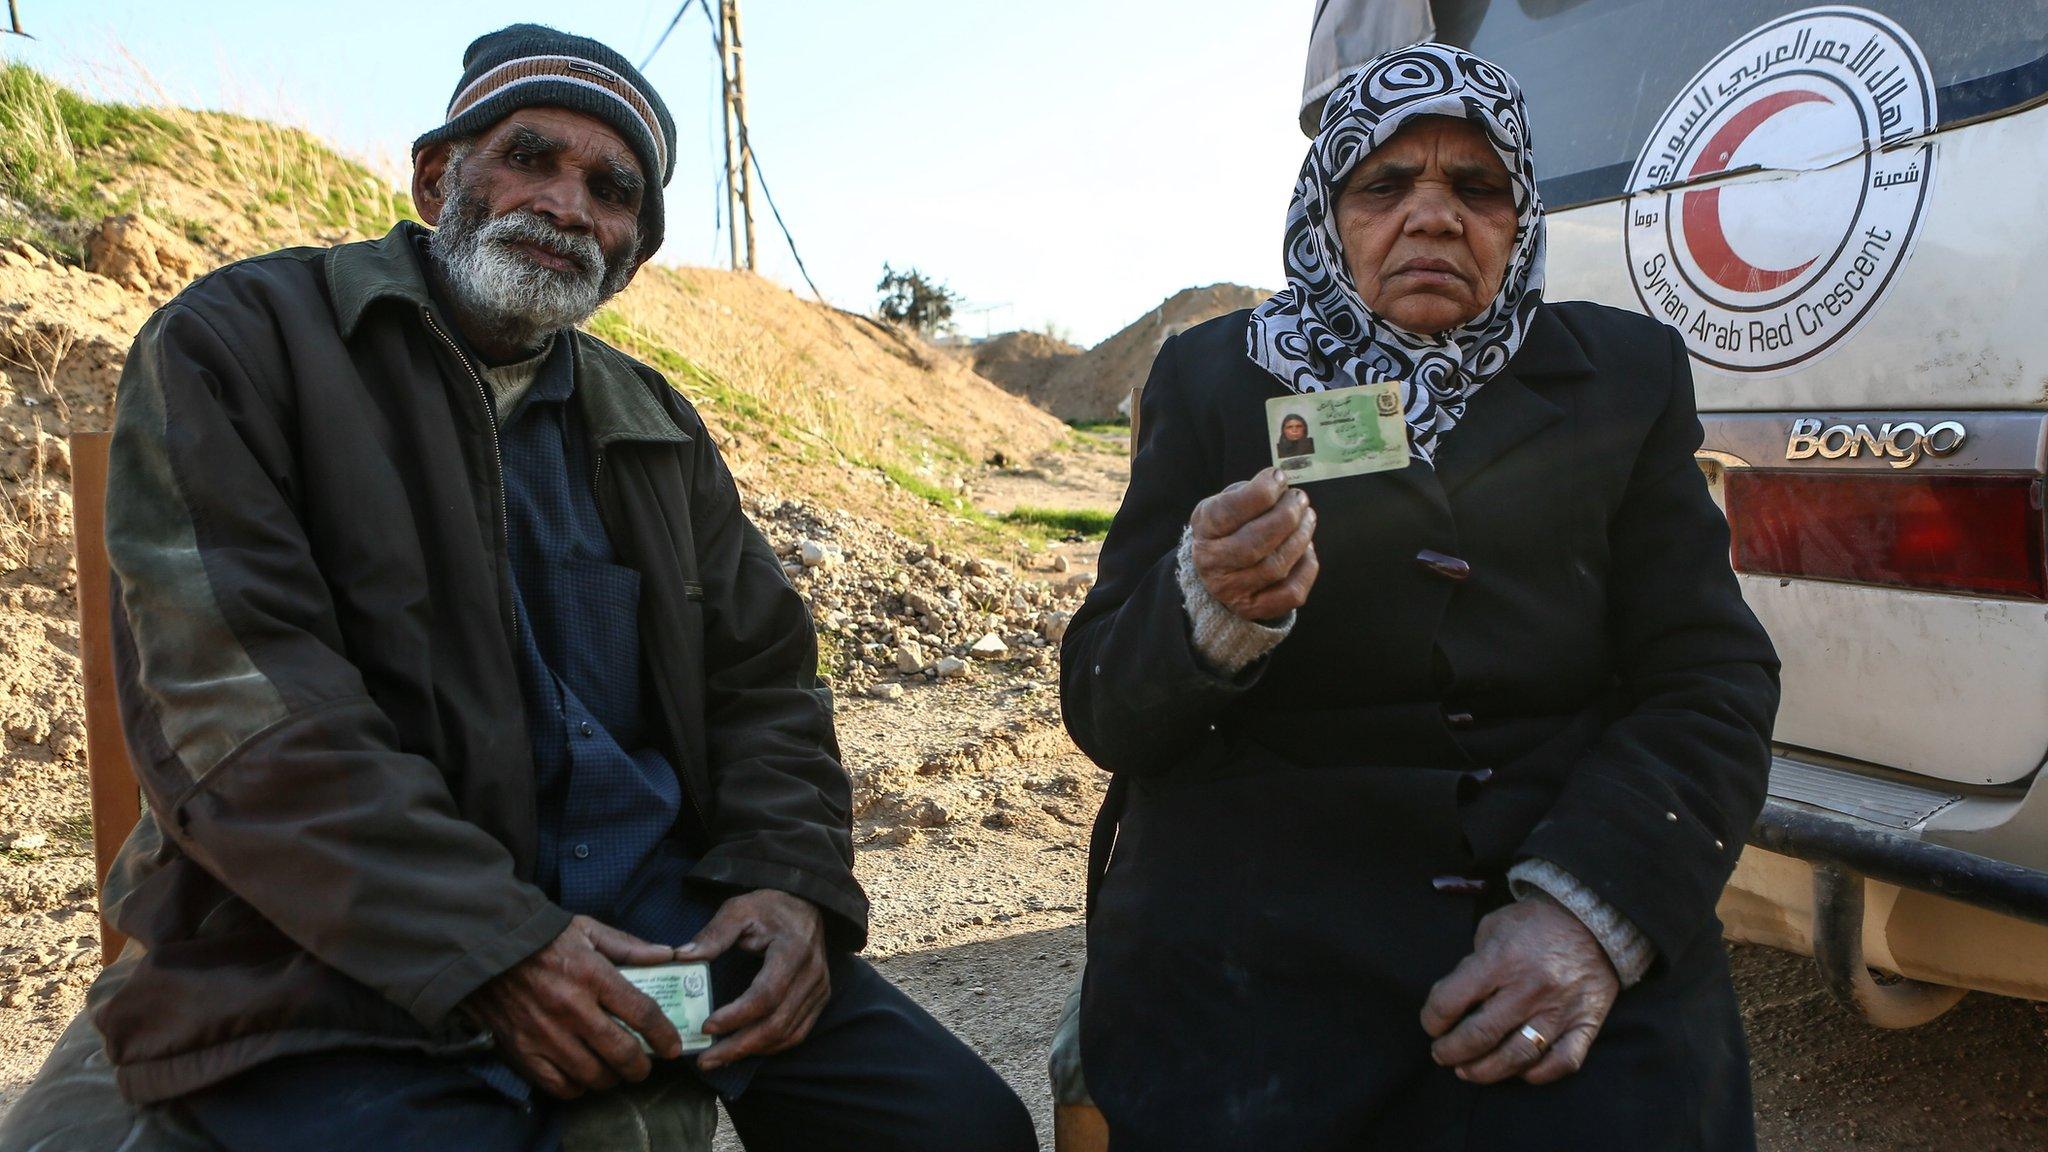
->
xmin=1509 ymin=858 xmax=1656 ymax=987
xmin=1175 ymin=527 xmax=1294 ymax=676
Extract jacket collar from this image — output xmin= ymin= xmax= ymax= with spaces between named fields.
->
xmin=330 ymin=222 xmax=688 ymax=448
xmin=329 ymin=221 xmax=440 ymax=339
xmin=571 ymin=334 xmax=691 ymax=448
xmin=1430 ymin=304 xmax=1591 ymax=494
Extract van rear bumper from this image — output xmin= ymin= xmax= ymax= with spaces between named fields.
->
xmin=1721 ymin=755 xmax=2048 ymax=1010
xmin=1750 ymin=799 xmax=2048 ymax=927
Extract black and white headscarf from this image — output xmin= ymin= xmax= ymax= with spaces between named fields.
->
xmin=1247 ymin=43 xmax=1546 ymax=465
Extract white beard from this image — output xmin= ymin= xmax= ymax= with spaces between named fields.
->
xmin=428 ymin=174 xmax=635 ymax=349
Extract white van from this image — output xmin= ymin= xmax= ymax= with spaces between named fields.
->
xmin=1303 ymin=0 xmax=2048 ymax=1026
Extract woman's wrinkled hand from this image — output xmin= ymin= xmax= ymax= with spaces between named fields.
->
xmin=1419 ymin=893 xmax=1620 ymax=1085
xmin=1190 ymin=467 xmax=1320 ymax=622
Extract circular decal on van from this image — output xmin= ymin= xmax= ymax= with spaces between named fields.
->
xmin=1624 ymin=7 xmax=1934 ymax=374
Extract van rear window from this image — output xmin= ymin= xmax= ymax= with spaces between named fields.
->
xmin=1438 ymin=0 xmax=2048 ymax=208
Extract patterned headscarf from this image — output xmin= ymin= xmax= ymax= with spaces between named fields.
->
xmin=1247 ymin=43 xmax=1546 ymax=464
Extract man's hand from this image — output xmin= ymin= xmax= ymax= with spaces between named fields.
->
xmin=1190 ymin=467 xmax=1319 ymax=622
xmin=677 ymin=889 xmax=829 ymax=1072
xmin=1419 ymin=893 xmax=1620 ymax=1085
xmin=465 ymin=914 xmax=684 ymax=1100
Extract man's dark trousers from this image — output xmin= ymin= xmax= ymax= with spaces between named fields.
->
xmin=176 ymin=952 xmax=1035 ymax=1152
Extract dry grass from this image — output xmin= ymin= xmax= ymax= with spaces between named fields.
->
xmin=0 ymin=322 xmax=78 ymax=421
xmin=0 ymin=63 xmax=412 ymax=260
xmin=592 ymin=266 xmax=1069 ymax=528
xmin=0 ymin=413 xmax=56 ymax=573
xmin=161 ymin=105 xmax=416 ymax=247
xmin=589 ymin=307 xmax=877 ymax=467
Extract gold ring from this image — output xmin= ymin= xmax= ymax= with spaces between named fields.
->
xmin=1517 ymin=1023 xmax=1550 ymax=1054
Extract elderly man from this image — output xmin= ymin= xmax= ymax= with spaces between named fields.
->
xmin=3 ymin=24 xmax=1033 ymax=1152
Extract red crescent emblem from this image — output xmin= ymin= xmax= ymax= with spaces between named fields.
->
xmin=1680 ymin=89 xmax=1832 ymax=293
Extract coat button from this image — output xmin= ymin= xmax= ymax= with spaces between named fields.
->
xmin=573 ymin=843 xmax=591 ymax=860
xmin=579 ymin=721 xmax=595 ymax=737
xmin=1415 ymin=549 xmax=1472 ymax=582
xmin=1432 ymin=875 xmax=1488 ymax=895
xmin=1444 ymin=711 xmax=1476 ymax=730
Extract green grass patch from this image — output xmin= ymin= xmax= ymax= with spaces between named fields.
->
xmin=0 ymin=64 xmax=165 ymax=255
xmin=999 ymin=505 xmax=1113 ymax=539
xmin=1061 ymin=419 xmax=1130 ymax=456
xmin=879 ymin=462 xmax=972 ymax=511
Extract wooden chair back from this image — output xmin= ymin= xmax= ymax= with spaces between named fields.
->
xmin=71 ymin=431 xmax=139 ymax=966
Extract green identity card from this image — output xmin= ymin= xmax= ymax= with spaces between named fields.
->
xmin=1266 ymin=383 xmax=1410 ymax=482
xmin=617 ymin=961 xmax=716 ymax=1055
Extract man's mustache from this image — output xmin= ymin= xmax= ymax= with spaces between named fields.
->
xmin=478 ymin=212 xmax=604 ymax=277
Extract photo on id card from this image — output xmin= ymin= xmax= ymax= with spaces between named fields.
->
xmin=1266 ymin=382 xmax=1410 ymax=482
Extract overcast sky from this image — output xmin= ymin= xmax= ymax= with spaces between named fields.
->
xmin=7 ymin=1 xmax=1311 ymax=345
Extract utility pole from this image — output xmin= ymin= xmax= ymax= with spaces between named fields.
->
xmin=717 ymin=0 xmax=758 ymax=272
xmin=6 ymin=1 xmax=31 ymax=38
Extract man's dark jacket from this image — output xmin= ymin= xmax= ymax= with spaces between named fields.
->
xmin=90 ymin=222 xmax=864 ymax=1105
xmin=1063 ymin=304 xmax=1780 ymax=1151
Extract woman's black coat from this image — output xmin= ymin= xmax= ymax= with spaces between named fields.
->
xmin=1061 ymin=302 xmax=1780 ymax=1152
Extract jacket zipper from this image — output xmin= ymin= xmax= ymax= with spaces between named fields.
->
xmin=420 ymin=308 xmax=518 ymax=641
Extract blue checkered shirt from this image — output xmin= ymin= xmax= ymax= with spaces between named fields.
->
xmin=477 ymin=338 xmax=755 ymax=1101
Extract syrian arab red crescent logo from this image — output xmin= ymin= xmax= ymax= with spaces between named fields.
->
xmin=1681 ymin=89 xmax=1831 ymax=293
xmin=1624 ymin=7 xmax=1935 ymax=375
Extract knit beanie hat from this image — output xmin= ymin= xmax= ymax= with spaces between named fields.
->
xmin=414 ymin=24 xmax=676 ymax=257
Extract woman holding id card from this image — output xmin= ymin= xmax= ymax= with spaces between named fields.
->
xmin=1060 ymin=43 xmax=1779 ymax=1152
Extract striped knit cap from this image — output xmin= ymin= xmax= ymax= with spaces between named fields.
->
xmin=414 ymin=24 xmax=676 ymax=256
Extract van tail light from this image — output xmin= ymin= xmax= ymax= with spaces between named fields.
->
xmin=1723 ymin=472 xmax=2048 ymax=600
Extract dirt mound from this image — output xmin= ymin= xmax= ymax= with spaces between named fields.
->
xmin=969 ymin=330 xmax=1082 ymax=409
xmin=1037 ymin=283 xmax=1272 ymax=422
xmin=596 ymin=269 xmax=1065 ymax=512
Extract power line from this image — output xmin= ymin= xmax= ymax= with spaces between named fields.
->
xmin=734 ymin=125 xmax=824 ymax=302
xmin=639 ymin=0 xmax=702 ymax=70
xmin=640 ymin=0 xmax=827 ymax=304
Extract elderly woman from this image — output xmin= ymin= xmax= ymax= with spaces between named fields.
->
xmin=1061 ymin=43 xmax=1779 ymax=1151
xmin=1275 ymin=413 xmax=1316 ymax=458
